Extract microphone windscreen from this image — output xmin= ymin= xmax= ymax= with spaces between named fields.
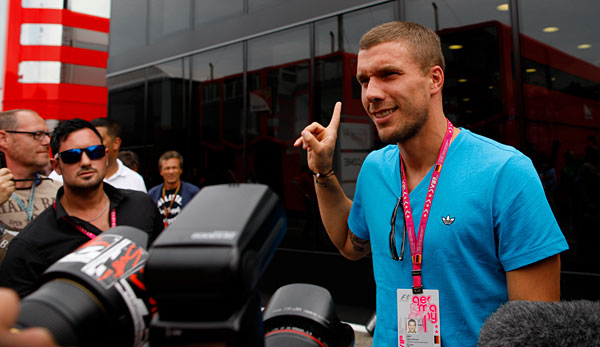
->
xmin=478 ymin=300 xmax=600 ymax=347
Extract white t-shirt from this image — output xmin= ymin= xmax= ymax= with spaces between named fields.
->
xmin=49 ymin=159 xmax=147 ymax=192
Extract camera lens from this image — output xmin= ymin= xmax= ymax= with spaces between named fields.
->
xmin=17 ymin=278 xmax=108 ymax=346
xmin=265 ymin=328 xmax=327 ymax=346
xmin=263 ymin=283 xmax=354 ymax=347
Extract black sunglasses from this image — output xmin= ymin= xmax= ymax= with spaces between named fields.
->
xmin=389 ymin=197 xmax=407 ymax=261
xmin=5 ymin=130 xmax=51 ymax=141
xmin=55 ymin=145 xmax=106 ymax=164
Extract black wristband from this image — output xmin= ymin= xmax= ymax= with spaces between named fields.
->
xmin=312 ymin=169 xmax=334 ymax=186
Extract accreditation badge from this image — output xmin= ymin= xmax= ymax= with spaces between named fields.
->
xmin=397 ymin=289 xmax=441 ymax=347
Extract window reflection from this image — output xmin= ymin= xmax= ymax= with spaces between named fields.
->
xmin=248 ymin=26 xmax=309 ymax=70
xmin=342 ymin=2 xmax=396 ymax=54
xmin=246 ymin=26 xmax=311 ymax=222
xmin=148 ymin=58 xmax=186 ymax=127
xmin=190 ymin=44 xmax=246 ymax=189
xmin=108 ymin=69 xmax=148 ymax=182
xmin=141 ymin=58 xmax=192 ymax=187
xmin=191 ymin=44 xmax=243 ymax=148
xmin=439 ymin=22 xmax=504 ymax=141
xmin=248 ymin=25 xmax=310 ymax=143
xmin=406 ymin=0 xmax=510 ymax=30
xmin=314 ymin=55 xmax=343 ymax=125
xmin=108 ymin=70 xmax=146 ymax=146
xmin=222 ymin=77 xmax=245 ymax=146
xmin=192 ymin=44 xmax=243 ymax=81
xmin=198 ymin=82 xmax=220 ymax=145
xmin=262 ymin=63 xmax=309 ymax=143
xmin=316 ymin=17 xmax=339 ymax=56
xmin=519 ymin=0 xmax=600 ymax=280
xmin=520 ymin=0 xmax=599 ymax=67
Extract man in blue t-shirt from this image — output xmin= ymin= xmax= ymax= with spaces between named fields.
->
xmin=148 ymin=151 xmax=200 ymax=227
xmin=294 ymin=21 xmax=568 ymax=347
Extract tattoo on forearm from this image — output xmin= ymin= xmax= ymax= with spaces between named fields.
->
xmin=350 ymin=232 xmax=368 ymax=253
xmin=316 ymin=180 xmax=328 ymax=188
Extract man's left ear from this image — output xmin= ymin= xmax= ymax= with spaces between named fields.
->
xmin=50 ymin=158 xmax=62 ymax=175
xmin=430 ymin=66 xmax=444 ymax=95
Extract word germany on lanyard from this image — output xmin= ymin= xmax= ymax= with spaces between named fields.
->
xmin=397 ymin=118 xmax=453 ymax=347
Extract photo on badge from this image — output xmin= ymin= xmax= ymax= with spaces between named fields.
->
xmin=406 ymin=318 xmax=418 ymax=334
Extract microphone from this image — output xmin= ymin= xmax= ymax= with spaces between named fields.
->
xmin=16 ymin=226 xmax=153 ymax=346
xmin=478 ymin=300 xmax=600 ymax=347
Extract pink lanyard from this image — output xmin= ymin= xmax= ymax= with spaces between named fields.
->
xmin=399 ymin=118 xmax=454 ymax=294
xmin=54 ymin=202 xmax=117 ymax=239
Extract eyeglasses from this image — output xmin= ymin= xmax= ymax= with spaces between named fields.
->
xmin=55 ymin=145 xmax=106 ymax=164
xmin=5 ymin=130 xmax=51 ymax=141
xmin=389 ymin=197 xmax=406 ymax=261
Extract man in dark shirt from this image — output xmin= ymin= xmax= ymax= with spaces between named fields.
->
xmin=0 ymin=119 xmax=163 ymax=297
xmin=148 ymin=151 xmax=200 ymax=227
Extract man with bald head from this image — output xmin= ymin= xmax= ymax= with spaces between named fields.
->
xmin=0 ymin=110 xmax=61 ymax=264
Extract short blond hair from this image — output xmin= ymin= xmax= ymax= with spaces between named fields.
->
xmin=0 ymin=109 xmax=39 ymax=130
xmin=359 ymin=21 xmax=445 ymax=74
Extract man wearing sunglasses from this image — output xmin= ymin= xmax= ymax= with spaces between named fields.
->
xmin=0 ymin=109 xmax=61 ymax=265
xmin=295 ymin=22 xmax=568 ymax=346
xmin=48 ymin=118 xmax=147 ymax=193
xmin=0 ymin=119 xmax=162 ymax=298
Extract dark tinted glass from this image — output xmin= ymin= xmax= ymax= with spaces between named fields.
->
xmin=58 ymin=145 xmax=106 ymax=164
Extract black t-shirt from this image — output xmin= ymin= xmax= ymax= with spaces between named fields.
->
xmin=156 ymin=188 xmax=183 ymax=226
xmin=0 ymin=183 xmax=164 ymax=297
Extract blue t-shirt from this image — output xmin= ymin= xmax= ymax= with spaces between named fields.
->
xmin=348 ymin=129 xmax=568 ymax=347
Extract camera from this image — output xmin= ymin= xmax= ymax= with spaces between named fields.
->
xmin=15 ymin=184 xmax=355 ymax=346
